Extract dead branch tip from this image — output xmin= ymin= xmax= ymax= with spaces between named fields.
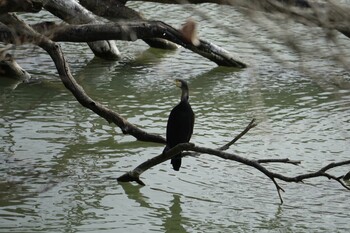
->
xmin=117 ymin=172 xmax=145 ymax=186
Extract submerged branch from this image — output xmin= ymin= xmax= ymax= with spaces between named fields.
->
xmin=0 ymin=49 xmax=31 ymax=80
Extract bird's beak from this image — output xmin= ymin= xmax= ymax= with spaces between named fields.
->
xmin=175 ymin=79 xmax=181 ymax=88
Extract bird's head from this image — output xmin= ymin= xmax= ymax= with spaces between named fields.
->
xmin=175 ymin=79 xmax=189 ymax=101
xmin=175 ymin=79 xmax=188 ymax=89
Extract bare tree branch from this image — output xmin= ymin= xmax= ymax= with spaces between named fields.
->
xmin=218 ymin=118 xmax=257 ymax=151
xmin=30 ymin=20 xmax=247 ymax=67
xmin=118 ymin=141 xmax=350 ymax=203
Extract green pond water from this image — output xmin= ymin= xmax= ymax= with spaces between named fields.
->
xmin=1 ymin=2 xmax=350 ymax=233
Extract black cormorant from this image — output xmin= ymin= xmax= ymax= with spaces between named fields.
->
xmin=164 ymin=79 xmax=195 ymax=171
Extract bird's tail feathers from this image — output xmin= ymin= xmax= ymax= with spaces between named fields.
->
xmin=171 ymin=154 xmax=182 ymax=171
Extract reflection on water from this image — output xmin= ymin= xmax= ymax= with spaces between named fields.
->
xmin=1 ymin=3 xmax=350 ymax=233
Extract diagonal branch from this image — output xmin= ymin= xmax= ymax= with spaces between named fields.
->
xmin=270 ymin=177 xmax=285 ymax=204
xmin=218 ymin=118 xmax=257 ymax=151
xmin=0 ymin=0 xmax=42 ymax=14
xmin=0 ymin=13 xmax=166 ymax=144
xmin=117 ymin=143 xmax=195 ymax=185
xmin=181 ymin=119 xmax=256 ymax=159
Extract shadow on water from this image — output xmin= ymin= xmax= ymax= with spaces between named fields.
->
xmin=120 ymin=183 xmax=190 ymax=233
xmin=0 ymin=76 xmax=23 ymax=92
xmin=76 ymin=46 xmax=176 ymax=75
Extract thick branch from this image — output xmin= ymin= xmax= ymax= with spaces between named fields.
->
xmin=33 ymin=21 xmax=247 ymax=67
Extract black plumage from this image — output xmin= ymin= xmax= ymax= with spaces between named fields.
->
xmin=164 ymin=79 xmax=195 ymax=171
